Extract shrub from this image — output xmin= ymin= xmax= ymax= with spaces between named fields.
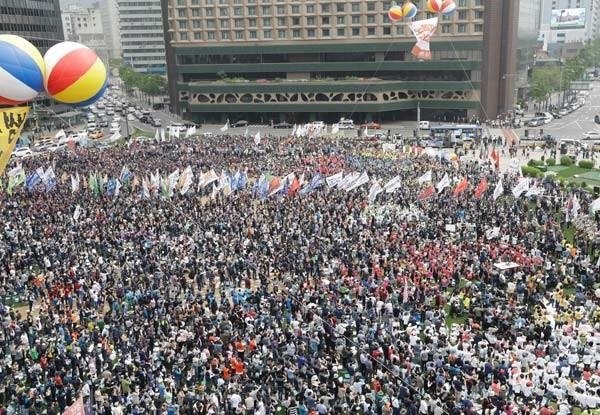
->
xmin=546 ymin=158 xmax=556 ymax=166
xmin=578 ymin=159 xmax=595 ymax=169
xmin=581 ymin=181 xmax=588 ymax=189
xmin=527 ymin=159 xmax=545 ymax=167
xmin=521 ymin=165 xmax=543 ymax=178
xmin=560 ymin=156 xmax=574 ymax=166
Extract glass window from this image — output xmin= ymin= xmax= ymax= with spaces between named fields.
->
xmin=221 ymin=31 xmax=229 ymax=39
xmin=322 ymin=16 xmax=330 ymax=25
xmin=263 ymin=17 xmax=271 ymax=26
xmin=352 ymin=15 xmax=360 ymax=24
xmin=352 ymin=27 xmax=360 ymax=36
xmin=292 ymin=29 xmax=301 ymax=38
xmin=277 ymin=29 xmax=286 ymax=38
xmin=235 ymin=31 xmax=244 ymax=39
xmin=336 ymin=3 xmax=344 ymax=12
xmin=337 ymin=16 xmax=345 ymax=24
xmin=337 ymin=28 xmax=345 ymax=36
xmin=367 ymin=2 xmax=375 ymax=11
xmin=307 ymin=28 xmax=315 ymax=37
xmin=219 ymin=7 xmax=227 ymax=16
xmin=457 ymin=23 xmax=467 ymax=32
xmin=352 ymin=3 xmax=360 ymax=12
xmin=322 ymin=28 xmax=330 ymax=36
xmin=291 ymin=5 xmax=300 ymax=13
xmin=263 ymin=29 xmax=272 ymax=38
xmin=306 ymin=4 xmax=314 ymax=13
xmin=367 ymin=15 xmax=375 ymax=23
xmin=367 ymin=27 xmax=375 ymax=35
xmin=321 ymin=4 xmax=330 ymax=12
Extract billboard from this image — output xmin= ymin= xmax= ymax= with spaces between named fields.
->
xmin=551 ymin=8 xmax=586 ymax=29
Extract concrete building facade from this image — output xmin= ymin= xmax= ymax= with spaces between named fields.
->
xmin=61 ymin=4 xmax=109 ymax=63
xmin=118 ymin=0 xmax=167 ymax=74
xmin=99 ymin=0 xmax=122 ymax=61
xmin=0 ymin=0 xmax=63 ymax=53
xmin=162 ymin=0 xmax=530 ymax=123
xmin=539 ymin=0 xmax=599 ymax=54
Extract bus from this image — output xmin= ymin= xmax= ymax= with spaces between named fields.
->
xmin=429 ymin=124 xmax=483 ymax=143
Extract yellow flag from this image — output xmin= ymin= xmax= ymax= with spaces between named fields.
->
xmin=0 ymin=106 xmax=30 ymax=175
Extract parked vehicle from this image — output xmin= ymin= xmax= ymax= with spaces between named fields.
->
xmin=338 ymin=118 xmax=355 ymax=129
xmin=273 ymin=121 xmax=292 ymax=129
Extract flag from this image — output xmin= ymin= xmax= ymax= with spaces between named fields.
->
xmin=160 ymin=128 xmax=166 ymax=142
xmin=89 ymin=173 xmax=99 ymax=196
xmin=168 ymin=169 xmax=180 ymax=197
xmin=220 ymin=121 xmax=229 ymax=132
xmin=154 ymin=129 xmax=160 ymax=142
xmin=73 ymin=205 xmax=82 ymax=222
xmin=55 ymin=129 xmax=66 ymax=141
xmin=106 ymin=178 xmax=117 ymax=197
xmin=179 ymin=166 xmax=194 ymax=195
xmin=436 ymin=173 xmax=450 ymax=194
xmin=161 ymin=177 xmax=170 ymax=199
xmin=591 ymin=196 xmax=600 ymax=214
xmin=142 ymin=178 xmax=150 ymax=199
xmin=203 ymin=169 xmax=219 ymax=187
xmin=473 ymin=178 xmax=489 ymax=199
xmin=326 ymin=171 xmax=343 ymax=188
xmin=62 ymin=397 xmax=85 ymax=415
xmin=490 ymin=149 xmax=500 ymax=170
xmin=254 ymin=131 xmax=261 ymax=145
xmin=291 ymin=124 xmax=297 ymax=136
xmin=383 ymin=176 xmax=402 ymax=193
xmin=300 ymin=173 xmax=323 ymax=195
xmin=570 ymin=194 xmax=581 ymax=219
xmin=186 ymin=125 xmax=197 ymax=138
xmin=452 ymin=177 xmax=469 ymax=197
xmin=267 ymin=176 xmax=282 ymax=197
xmin=244 ymin=126 xmax=249 ymax=138
xmin=417 ymin=170 xmax=432 ymax=184
xmin=119 ymin=167 xmax=133 ymax=184
xmin=43 ymin=167 xmax=57 ymax=193
xmin=219 ymin=170 xmax=232 ymax=196
xmin=346 ymin=172 xmax=369 ymax=192
xmin=114 ymin=179 xmax=121 ymax=197
xmin=70 ymin=174 xmax=80 ymax=194
xmin=417 ymin=185 xmax=436 ymax=201
xmin=149 ymin=171 xmax=161 ymax=193
xmin=331 ymin=124 xmax=340 ymax=134
xmin=485 ymin=227 xmax=500 ymax=240
xmin=525 ymin=185 xmax=544 ymax=197
xmin=368 ymin=180 xmax=383 ymax=204
xmin=402 ymin=276 xmax=409 ymax=303
xmin=288 ymin=175 xmax=300 ymax=196
xmin=6 ymin=166 xmax=25 ymax=195
xmin=493 ymin=179 xmax=503 ymax=201
xmin=25 ymin=170 xmax=42 ymax=192
xmin=238 ymin=169 xmax=248 ymax=190
xmin=338 ymin=172 xmax=360 ymax=190
xmin=511 ymin=178 xmax=529 ymax=199
xmin=408 ymin=17 xmax=438 ymax=60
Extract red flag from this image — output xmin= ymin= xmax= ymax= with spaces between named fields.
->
xmin=453 ymin=177 xmax=469 ymax=197
xmin=267 ymin=177 xmax=281 ymax=194
xmin=473 ymin=178 xmax=489 ymax=199
xmin=417 ymin=185 xmax=436 ymax=201
xmin=62 ymin=397 xmax=85 ymax=415
xmin=490 ymin=149 xmax=500 ymax=170
xmin=287 ymin=176 xmax=300 ymax=196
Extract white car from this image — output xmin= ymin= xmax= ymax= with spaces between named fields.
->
xmin=12 ymin=147 xmax=33 ymax=158
xmin=109 ymin=126 xmax=121 ymax=134
xmin=127 ymin=114 xmax=135 ymax=121
xmin=168 ymin=123 xmax=187 ymax=133
xmin=583 ymin=131 xmax=600 ymax=140
xmin=559 ymin=109 xmax=569 ymax=117
xmin=338 ymin=118 xmax=354 ymax=129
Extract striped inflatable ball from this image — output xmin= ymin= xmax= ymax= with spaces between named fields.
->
xmin=0 ymin=34 xmax=45 ymax=105
xmin=44 ymin=41 xmax=107 ymax=107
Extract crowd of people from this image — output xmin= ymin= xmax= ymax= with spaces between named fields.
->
xmin=0 ymin=132 xmax=599 ymax=415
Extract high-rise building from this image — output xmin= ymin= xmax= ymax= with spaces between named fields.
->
xmin=61 ymin=4 xmax=109 ymax=63
xmin=162 ymin=0 xmax=529 ymax=123
xmin=0 ymin=0 xmax=63 ymax=53
xmin=539 ymin=0 xmax=597 ymax=58
xmin=118 ymin=0 xmax=166 ymax=74
xmin=99 ymin=0 xmax=122 ymax=61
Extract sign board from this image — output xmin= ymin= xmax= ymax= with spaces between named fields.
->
xmin=551 ymin=8 xmax=586 ymax=29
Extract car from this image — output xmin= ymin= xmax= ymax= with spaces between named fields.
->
xmin=33 ymin=142 xmax=56 ymax=153
xmin=233 ymin=120 xmax=249 ymax=128
xmin=338 ymin=118 xmax=355 ymax=129
xmin=113 ymin=115 xmax=121 ymax=122
xmin=127 ymin=114 xmax=135 ymax=121
xmin=559 ymin=108 xmax=569 ymax=117
xmin=525 ymin=118 xmax=544 ymax=127
xmin=99 ymin=119 xmax=109 ymax=128
xmin=168 ymin=123 xmax=187 ymax=133
xmin=152 ymin=119 xmax=162 ymax=127
xmin=109 ymin=126 xmax=121 ymax=134
xmin=87 ymin=123 xmax=97 ymax=132
xmin=89 ymin=130 xmax=104 ymax=140
xmin=550 ymin=112 xmax=561 ymax=119
xmin=595 ymin=115 xmax=600 ymax=124
xmin=583 ymin=131 xmax=600 ymax=140
xmin=12 ymin=147 xmax=33 ymax=158
xmin=273 ymin=121 xmax=292 ymax=129
xmin=139 ymin=115 xmax=150 ymax=124
xmin=419 ymin=121 xmax=430 ymax=130
xmin=360 ymin=121 xmax=381 ymax=130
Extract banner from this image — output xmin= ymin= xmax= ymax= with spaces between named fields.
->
xmin=62 ymin=397 xmax=85 ymax=415
xmin=409 ymin=18 xmax=438 ymax=61
xmin=0 ymin=106 xmax=30 ymax=175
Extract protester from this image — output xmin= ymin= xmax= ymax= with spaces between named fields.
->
xmin=0 ymin=132 xmax=599 ymax=415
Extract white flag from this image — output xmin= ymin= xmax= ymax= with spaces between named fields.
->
xmin=436 ymin=173 xmax=450 ymax=194
xmin=254 ymin=132 xmax=261 ymax=145
xmin=220 ymin=121 xmax=229 ymax=132
xmin=154 ymin=129 xmax=160 ymax=142
xmin=383 ymin=176 xmax=402 ymax=193
xmin=173 ymin=128 xmax=180 ymax=139
xmin=591 ymin=196 xmax=600 ymax=214
xmin=168 ymin=169 xmax=180 ymax=196
xmin=485 ymin=227 xmax=500 ymax=240
xmin=55 ymin=129 xmax=66 ymax=140
xmin=338 ymin=172 xmax=360 ymax=190
xmin=346 ymin=172 xmax=369 ymax=192
xmin=142 ymin=178 xmax=150 ymax=199
xmin=70 ymin=174 xmax=80 ymax=193
xmin=493 ymin=179 xmax=503 ymax=201
xmin=512 ymin=178 xmax=530 ymax=199
xmin=326 ymin=172 xmax=343 ymax=188
xmin=525 ymin=185 xmax=544 ymax=197
xmin=417 ymin=170 xmax=432 ymax=184
xmin=292 ymin=124 xmax=297 ymax=136
xmin=571 ymin=194 xmax=581 ymax=219
xmin=160 ymin=128 xmax=166 ymax=142
xmin=244 ymin=126 xmax=249 ymax=137
xmin=73 ymin=205 xmax=82 ymax=221
xmin=180 ymin=166 xmax=194 ymax=195
xmin=368 ymin=180 xmax=383 ymax=204
xmin=331 ymin=124 xmax=340 ymax=134
xmin=186 ymin=125 xmax=196 ymax=138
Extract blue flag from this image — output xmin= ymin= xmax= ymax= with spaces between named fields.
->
xmin=25 ymin=171 xmax=41 ymax=192
xmin=300 ymin=173 xmax=323 ymax=195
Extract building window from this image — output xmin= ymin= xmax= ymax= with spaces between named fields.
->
xmin=352 ymin=27 xmax=360 ymax=36
xmin=234 ymin=19 xmax=243 ymax=27
xmin=263 ymin=29 xmax=272 ymax=38
xmin=367 ymin=2 xmax=375 ymax=11
xmin=307 ymin=28 xmax=315 ymax=37
xmin=322 ymin=16 xmax=330 ymax=25
xmin=178 ymin=20 xmax=187 ymax=29
xmin=458 ymin=10 xmax=467 ymax=20
xmin=248 ymin=18 xmax=256 ymax=27
xmin=262 ymin=6 xmax=271 ymax=14
xmin=337 ymin=16 xmax=345 ymax=24
xmin=383 ymin=26 xmax=391 ymax=35
xmin=292 ymin=29 xmax=301 ymax=38
xmin=220 ymin=20 xmax=229 ymax=28
xmin=277 ymin=5 xmax=285 ymax=14
xmin=442 ymin=24 xmax=451 ymax=33
xmin=233 ymin=7 xmax=242 ymax=16
xmin=336 ymin=3 xmax=344 ymax=12
xmin=180 ymin=32 xmax=188 ymax=41
xmin=306 ymin=4 xmax=315 ymax=13
xmin=322 ymin=28 xmax=330 ymax=36
xmin=352 ymin=3 xmax=360 ymax=12
xmin=277 ymin=17 xmax=286 ymax=26
xmin=457 ymin=23 xmax=467 ymax=32
xmin=367 ymin=27 xmax=375 ymax=35
xmin=194 ymin=32 xmax=202 ymax=40
xmin=337 ymin=28 xmax=345 ymax=36
xmin=291 ymin=5 xmax=300 ymax=13
xmin=207 ymin=31 xmax=215 ymax=39
xmin=219 ymin=8 xmax=228 ymax=16
xmin=352 ymin=15 xmax=361 ymax=24
xmin=474 ymin=23 xmax=482 ymax=32
xmin=221 ymin=31 xmax=230 ymax=39
xmin=307 ymin=17 xmax=315 ymax=25
xmin=249 ymin=30 xmax=257 ymax=39
xmin=396 ymin=26 xmax=404 ymax=34
xmin=263 ymin=17 xmax=271 ymax=26
xmin=321 ymin=4 xmax=330 ymax=12
xmin=292 ymin=17 xmax=300 ymax=25
xmin=277 ymin=29 xmax=286 ymax=38
xmin=367 ymin=15 xmax=376 ymax=23
xmin=248 ymin=6 xmax=256 ymax=15
xmin=235 ymin=31 xmax=244 ymax=39
xmin=192 ymin=20 xmax=201 ymax=28
xmin=458 ymin=0 xmax=467 ymax=6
